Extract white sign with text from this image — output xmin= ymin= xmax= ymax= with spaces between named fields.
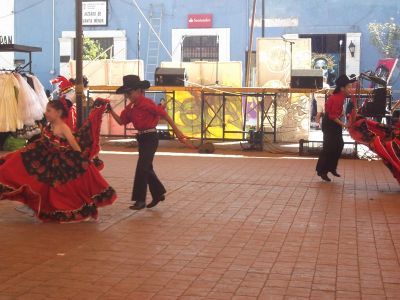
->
xmin=82 ymin=1 xmax=107 ymax=26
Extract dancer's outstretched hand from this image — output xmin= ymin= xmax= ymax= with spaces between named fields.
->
xmin=176 ymin=132 xmax=196 ymax=149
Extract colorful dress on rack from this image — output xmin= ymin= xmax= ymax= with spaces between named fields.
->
xmin=14 ymin=73 xmax=44 ymax=126
xmin=27 ymin=74 xmax=48 ymax=112
xmin=0 ymin=98 xmax=117 ymax=222
xmin=0 ymin=73 xmax=23 ymax=132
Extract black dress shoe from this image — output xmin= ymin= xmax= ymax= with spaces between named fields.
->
xmin=129 ymin=202 xmax=146 ymax=210
xmin=319 ymin=173 xmax=331 ymax=182
xmin=330 ymin=171 xmax=341 ymax=177
xmin=147 ymin=194 xmax=165 ymax=208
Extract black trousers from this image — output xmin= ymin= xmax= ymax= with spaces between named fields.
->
xmin=316 ymin=117 xmax=344 ymax=174
xmin=132 ymin=132 xmax=166 ymax=204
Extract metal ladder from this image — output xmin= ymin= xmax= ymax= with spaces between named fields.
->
xmin=145 ymin=4 xmax=163 ymax=84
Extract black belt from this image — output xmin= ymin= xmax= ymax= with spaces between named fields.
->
xmin=137 ymin=128 xmax=157 ymax=135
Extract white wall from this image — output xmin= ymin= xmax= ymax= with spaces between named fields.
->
xmin=0 ymin=0 xmax=15 ymax=69
xmin=59 ymin=30 xmax=127 ymax=77
xmin=346 ymin=33 xmax=361 ymax=76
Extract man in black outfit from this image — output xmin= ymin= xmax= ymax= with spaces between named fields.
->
xmin=109 ymin=75 xmax=190 ymax=210
xmin=316 ymin=75 xmax=357 ymax=182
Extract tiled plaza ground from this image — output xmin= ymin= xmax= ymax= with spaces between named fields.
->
xmin=0 ymin=149 xmax=399 ymax=299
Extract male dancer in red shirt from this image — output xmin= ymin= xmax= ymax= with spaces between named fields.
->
xmin=109 ymin=75 xmax=189 ymax=210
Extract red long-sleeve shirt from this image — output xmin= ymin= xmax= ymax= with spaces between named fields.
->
xmin=325 ymin=92 xmax=346 ymax=120
xmin=120 ymin=95 xmax=167 ymax=130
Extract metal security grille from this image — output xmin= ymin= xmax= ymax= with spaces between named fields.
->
xmin=182 ymin=35 xmax=219 ymax=62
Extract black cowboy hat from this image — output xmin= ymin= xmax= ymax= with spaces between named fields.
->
xmin=335 ymin=74 xmax=357 ymax=89
xmin=116 ymin=75 xmax=151 ymax=94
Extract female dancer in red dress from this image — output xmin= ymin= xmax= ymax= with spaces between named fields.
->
xmin=50 ymin=75 xmax=77 ymax=132
xmin=0 ymin=98 xmax=116 ymax=222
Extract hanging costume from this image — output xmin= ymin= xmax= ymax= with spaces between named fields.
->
xmin=14 ymin=73 xmax=44 ymax=125
xmin=0 ymin=74 xmax=23 ymax=132
xmin=0 ymin=98 xmax=117 ymax=222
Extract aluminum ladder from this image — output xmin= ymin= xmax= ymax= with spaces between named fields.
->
xmin=145 ymin=4 xmax=163 ymax=84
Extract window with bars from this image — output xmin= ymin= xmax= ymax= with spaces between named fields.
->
xmin=182 ymin=35 xmax=219 ymax=62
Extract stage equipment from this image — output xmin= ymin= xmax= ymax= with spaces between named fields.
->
xmin=360 ymin=71 xmax=387 ymax=86
xmin=155 ymin=68 xmax=186 ymax=86
xmin=198 ymin=142 xmax=215 ymax=154
xmin=290 ymin=69 xmax=323 ymax=89
xmin=357 ymin=72 xmax=389 ymax=118
xmin=282 ymin=36 xmax=295 ymax=86
xmin=359 ymin=87 xmax=387 ymax=117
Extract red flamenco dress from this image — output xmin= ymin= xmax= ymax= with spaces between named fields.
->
xmin=0 ymin=98 xmax=117 ymax=222
xmin=347 ymin=96 xmax=400 ymax=184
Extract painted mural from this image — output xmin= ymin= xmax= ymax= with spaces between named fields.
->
xmin=160 ymin=61 xmax=244 ymax=139
xmin=256 ymin=38 xmax=312 ymax=142
xmin=312 ymin=53 xmax=338 ymax=87
xmin=165 ymin=91 xmax=243 ymax=139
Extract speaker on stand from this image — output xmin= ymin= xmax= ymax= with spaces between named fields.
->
xmin=154 ymin=68 xmax=187 ymax=86
xmin=290 ymin=69 xmax=324 ymax=89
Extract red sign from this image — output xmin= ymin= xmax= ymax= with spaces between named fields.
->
xmin=375 ymin=58 xmax=398 ymax=82
xmin=188 ymin=14 xmax=213 ymax=28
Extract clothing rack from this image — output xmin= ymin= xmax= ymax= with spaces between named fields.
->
xmin=0 ymin=44 xmax=42 ymax=73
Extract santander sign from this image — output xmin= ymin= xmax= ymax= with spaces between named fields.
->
xmin=188 ymin=14 xmax=213 ymax=28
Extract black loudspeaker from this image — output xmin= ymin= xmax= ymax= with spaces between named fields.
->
xmin=155 ymin=68 xmax=186 ymax=86
xmin=291 ymin=69 xmax=323 ymax=89
xmin=360 ymin=88 xmax=387 ymax=117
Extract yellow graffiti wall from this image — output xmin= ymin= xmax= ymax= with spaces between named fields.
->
xmin=161 ymin=61 xmax=243 ymax=139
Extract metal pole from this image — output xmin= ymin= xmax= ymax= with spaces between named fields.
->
xmin=339 ymin=39 xmax=343 ymax=76
xmin=172 ymin=91 xmax=176 ymax=137
xmin=242 ymin=95 xmax=248 ymax=141
xmin=215 ymin=35 xmax=219 ymax=85
xmin=51 ymin=0 xmax=55 ymax=74
xmin=260 ymin=94 xmax=265 ymax=150
xmin=289 ymin=41 xmax=293 ymax=87
xmin=180 ymin=36 xmax=186 ymax=69
xmin=75 ymin=0 xmax=84 ymax=128
xmin=137 ymin=22 xmax=141 ymax=76
xmin=200 ymin=91 xmax=205 ymax=144
xmin=273 ymin=93 xmax=277 ymax=143
xmin=222 ymin=94 xmax=226 ymax=141
xmin=29 ymin=52 xmax=32 ymax=73
xmin=246 ymin=0 xmax=257 ymax=87
xmin=262 ymin=0 xmax=265 ymax=37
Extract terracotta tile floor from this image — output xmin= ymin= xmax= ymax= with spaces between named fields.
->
xmin=0 ymin=150 xmax=399 ymax=299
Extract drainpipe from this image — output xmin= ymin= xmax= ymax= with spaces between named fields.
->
xmin=245 ymin=0 xmax=257 ymax=87
xmin=262 ymin=0 xmax=265 ymax=37
xmin=75 ymin=0 xmax=83 ymax=128
xmin=51 ymin=0 xmax=55 ymax=75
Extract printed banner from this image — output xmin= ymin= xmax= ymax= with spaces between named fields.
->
xmin=256 ymin=38 xmax=312 ymax=141
xmin=165 ymin=92 xmax=243 ymax=139
xmin=257 ymin=38 xmax=311 ymax=88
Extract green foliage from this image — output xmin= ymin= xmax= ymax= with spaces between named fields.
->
xmin=368 ymin=19 xmax=400 ymax=58
xmin=82 ymin=37 xmax=108 ymax=60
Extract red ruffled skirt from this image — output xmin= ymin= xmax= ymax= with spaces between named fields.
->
xmin=0 ymin=98 xmax=117 ymax=222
